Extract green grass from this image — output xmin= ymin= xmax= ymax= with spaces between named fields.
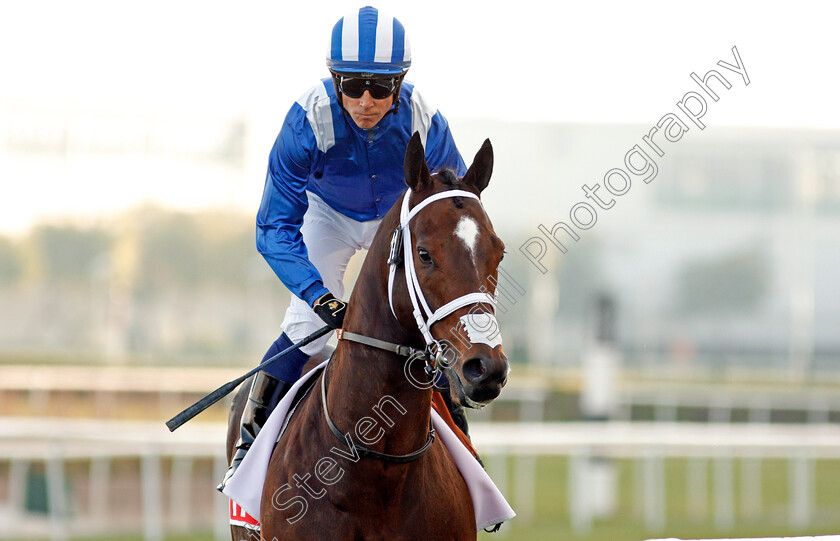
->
xmin=472 ymin=456 xmax=840 ymax=541
xmin=41 ymin=456 xmax=840 ymax=541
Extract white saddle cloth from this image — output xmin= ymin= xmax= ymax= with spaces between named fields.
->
xmin=222 ymin=360 xmax=515 ymax=531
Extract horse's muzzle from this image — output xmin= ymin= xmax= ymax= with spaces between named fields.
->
xmin=459 ymin=352 xmax=509 ymax=406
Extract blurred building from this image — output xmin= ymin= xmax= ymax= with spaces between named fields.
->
xmin=476 ymin=122 xmax=840 ymax=377
xmin=2 ymin=101 xmax=839 ymax=375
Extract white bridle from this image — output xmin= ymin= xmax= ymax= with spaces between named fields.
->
xmin=387 ymin=189 xmax=497 ymax=350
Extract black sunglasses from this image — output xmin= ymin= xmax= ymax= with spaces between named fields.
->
xmin=337 ymin=76 xmax=398 ymax=100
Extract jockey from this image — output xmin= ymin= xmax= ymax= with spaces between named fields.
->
xmin=219 ymin=6 xmax=469 ymax=489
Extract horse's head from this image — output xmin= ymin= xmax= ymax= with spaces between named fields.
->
xmin=394 ymin=132 xmax=509 ymax=408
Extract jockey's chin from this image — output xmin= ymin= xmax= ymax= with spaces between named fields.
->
xmin=343 ymin=92 xmax=394 ymax=129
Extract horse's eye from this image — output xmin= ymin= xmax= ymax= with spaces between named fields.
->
xmin=417 ymin=247 xmax=434 ymax=265
xmin=500 ymin=250 xmax=507 ymax=261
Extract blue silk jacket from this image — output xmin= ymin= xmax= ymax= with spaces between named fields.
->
xmin=256 ymin=78 xmax=466 ymax=305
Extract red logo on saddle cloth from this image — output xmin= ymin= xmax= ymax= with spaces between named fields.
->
xmin=229 ymin=499 xmax=260 ymax=530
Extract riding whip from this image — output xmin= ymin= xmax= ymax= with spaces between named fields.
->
xmin=165 ymin=324 xmax=332 ymax=432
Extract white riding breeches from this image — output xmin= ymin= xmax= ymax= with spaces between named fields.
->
xmin=282 ymin=192 xmax=383 ymax=356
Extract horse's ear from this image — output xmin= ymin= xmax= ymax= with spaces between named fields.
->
xmin=404 ymin=132 xmax=431 ymax=191
xmin=462 ymin=138 xmax=493 ymax=193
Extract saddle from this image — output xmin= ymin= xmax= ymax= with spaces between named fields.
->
xmin=275 ymin=365 xmax=323 ymax=444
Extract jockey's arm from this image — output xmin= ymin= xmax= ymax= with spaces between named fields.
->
xmin=256 ymin=105 xmax=329 ymax=308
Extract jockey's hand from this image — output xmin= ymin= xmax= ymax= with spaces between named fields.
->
xmin=313 ymin=292 xmax=347 ymax=330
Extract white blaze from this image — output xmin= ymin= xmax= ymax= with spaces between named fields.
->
xmin=455 ymin=216 xmax=480 ymax=261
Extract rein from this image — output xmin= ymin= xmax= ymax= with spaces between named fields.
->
xmin=338 ymin=328 xmax=440 ymax=387
xmin=337 ymin=329 xmax=421 ymax=358
xmin=320 ymin=346 xmax=436 ymax=464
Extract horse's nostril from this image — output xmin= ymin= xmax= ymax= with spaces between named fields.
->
xmin=462 ymin=357 xmax=487 ymax=383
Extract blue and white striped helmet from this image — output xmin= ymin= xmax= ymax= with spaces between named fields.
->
xmin=327 ymin=6 xmax=411 ymax=75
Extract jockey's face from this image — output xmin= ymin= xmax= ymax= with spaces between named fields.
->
xmin=342 ymin=91 xmax=394 ymax=129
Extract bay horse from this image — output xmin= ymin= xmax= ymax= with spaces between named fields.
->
xmin=226 ymin=133 xmax=509 ymax=540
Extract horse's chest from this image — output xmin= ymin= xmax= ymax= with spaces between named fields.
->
xmin=263 ymin=462 xmax=474 ymax=540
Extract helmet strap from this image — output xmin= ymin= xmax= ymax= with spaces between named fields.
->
xmin=389 ymin=75 xmax=406 ymax=116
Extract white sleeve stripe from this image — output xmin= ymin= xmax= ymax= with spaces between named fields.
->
xmin=410 ymin=88 xmax=434 ymax=148
xmin=296 ymin=85 xmax=335 ymax=153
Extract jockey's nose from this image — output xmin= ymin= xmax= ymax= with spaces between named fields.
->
xmin=359 ymin=90 xmax=374 ymax=106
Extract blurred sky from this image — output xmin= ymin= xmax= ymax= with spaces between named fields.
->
xmin=1 ymin=0 xmax=839 ymax=233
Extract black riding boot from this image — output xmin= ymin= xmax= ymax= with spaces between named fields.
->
xmin=217 ymin=371 xmax=292 ymax=491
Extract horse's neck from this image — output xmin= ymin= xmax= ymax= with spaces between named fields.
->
xmin=326 ymin=254 xmax=432 ymax=456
